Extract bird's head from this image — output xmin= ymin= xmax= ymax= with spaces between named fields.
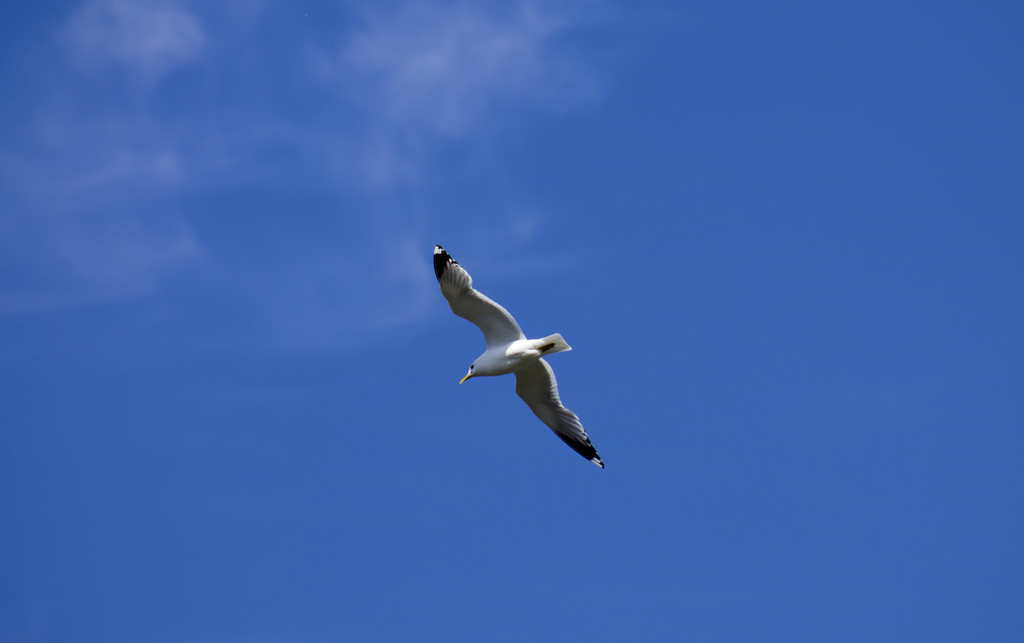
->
xmin=459 ymin=364 xmax=475 ymax=384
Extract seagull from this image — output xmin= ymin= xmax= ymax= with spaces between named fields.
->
xmin=433 ymin=244 xmax=604 ymax=468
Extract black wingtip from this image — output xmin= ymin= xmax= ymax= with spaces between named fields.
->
xmin=433 ymin=245 xmax=456 ymax=280
xmin=550 ymin=431 xmax=605 ymax=469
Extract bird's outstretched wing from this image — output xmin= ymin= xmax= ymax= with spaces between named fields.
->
xmin=434 ymin=245 xmax=525 ymax=348
xmin=515 ymin=358 xmax=604 ymax=468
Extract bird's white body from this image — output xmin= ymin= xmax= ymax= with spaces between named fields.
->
xmin=471 ymin=335 xmax=572 ymax=377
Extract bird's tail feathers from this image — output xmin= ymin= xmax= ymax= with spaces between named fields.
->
xmin=538 ymin=333 xmax=572 ymax=355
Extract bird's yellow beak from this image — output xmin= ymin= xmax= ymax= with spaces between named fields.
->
xmin=459 ymin=373 xmax=472 ymax=384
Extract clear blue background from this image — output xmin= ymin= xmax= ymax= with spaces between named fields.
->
xmin=2 ymin=1 xmax=1022 ymax=641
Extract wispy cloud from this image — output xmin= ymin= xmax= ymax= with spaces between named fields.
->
xmin=60 ymin=0 xmax=206 ymax=83
xmin=0 ymin=0 xmax=208 ymax=314
xmin=0 ymin=207 xmax=200 ymax=315
xmin=313 ymin=1 xmax=599 ymax=187
xmin=322 ymin=2 xmax=596 ymax=138
xmin=1 ymin=0 xmax=602 ymax=347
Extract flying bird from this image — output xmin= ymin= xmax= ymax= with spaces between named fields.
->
xmin=433 ymin=244 xmax=604 ymax=468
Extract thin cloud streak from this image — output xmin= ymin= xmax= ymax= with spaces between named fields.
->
xmin=60 ymin=0 xmax=206 ymax=84
xmin=1 ymin=0 xmax=208 ymax=315
xmin=326 ymin=2 xmax=597 ymax=137
xmin=313 ymin=0 xmax=599 ymax=187
xmin=0 ymin=209 xmax=201 ymax=315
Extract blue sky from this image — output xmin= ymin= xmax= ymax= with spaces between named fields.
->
xmin=2 ymin=1 xmax=1022 ymax=641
